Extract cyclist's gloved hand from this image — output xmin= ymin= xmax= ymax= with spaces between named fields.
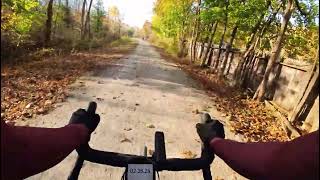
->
xmin=196 ymin=118 xmax=225 ymax=146
xmin=69 ymin=109 xmax=100 ymax=133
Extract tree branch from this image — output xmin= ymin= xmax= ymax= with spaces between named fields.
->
xmin=294 ymin=0 xmax=308 ymax=17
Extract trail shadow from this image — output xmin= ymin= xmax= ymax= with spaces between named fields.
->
xmin=87 ymin=47 xmax=206 ymax=98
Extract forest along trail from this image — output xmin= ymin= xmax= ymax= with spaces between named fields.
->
xmin=21 ymin=39 xmax=246 ymax=180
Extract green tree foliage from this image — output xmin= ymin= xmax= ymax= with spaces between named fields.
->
xmin=1 ymin=0 xmax=45 ymax=45
xmin=152 ymin=0 xmax=318 ymax=61
xmin=152 ymin=0 xmax=193 ymax=54
xmin=152 ymin=0 xmax=319 ymax=101
xmin=1 ymin=0 xmax=130 ymax=60
xmin=285 ymin=0 xmax=319 ymax=62
xmin=92 ymin=0 xmax=106 ymax=34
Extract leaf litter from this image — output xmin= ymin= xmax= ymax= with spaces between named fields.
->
xmin=155 ymin=46 xmax=288 ymax=142
xmin=1 ymin=43 xmax=137 ymax=124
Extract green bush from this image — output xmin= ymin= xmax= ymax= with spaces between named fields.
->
xmin=110 ymin=37 xmax=133 ymax=47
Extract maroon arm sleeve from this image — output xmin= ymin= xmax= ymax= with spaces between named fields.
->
xmin=210 ymin=130 xmax=319 ymax=180
xmin=1 ymin=120 xmax=89 ymax=180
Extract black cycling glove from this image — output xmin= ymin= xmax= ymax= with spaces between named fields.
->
xmin=69 ymin=108 xmax=100 ymax=133
xmin=196 ymin=118 xmax=225 ymax=146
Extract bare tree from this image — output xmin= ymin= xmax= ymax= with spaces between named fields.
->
xmin=80 ymin=0 xmax=87 ymax=39
xmin=83 ymin=0 xmax=93 ymax=39
xmin=45 ymin=0 xmax=54 ymax=44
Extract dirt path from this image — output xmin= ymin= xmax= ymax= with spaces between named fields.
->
xmin=20 ymin=39 xmax=246 ymax=180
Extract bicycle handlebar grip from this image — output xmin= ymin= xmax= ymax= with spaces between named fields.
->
xmin=155 ymin=131 xmax=166 ymax=161
xmin=67 ymin=101 xmax=97 ymax=180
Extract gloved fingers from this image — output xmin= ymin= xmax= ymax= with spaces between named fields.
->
xmin=93 ymin=114 xmax=100 ymax=127
xmin=74 ymin=108 xmax=87 ymax=115
xmin=196 ymin=123 xmax=202 ymax=130
xmin=196 ymin=123 xmax=206 ymax=133
xmin=196 ymin=123 xmax=206 ymax=141
xmin=86 ymin=114 xmax=100 ymax=132
xmin=94 ymin=114 xmax=100 ymax=121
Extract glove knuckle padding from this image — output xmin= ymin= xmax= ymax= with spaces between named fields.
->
xmin=70 ymin=109 xmax=100 ymax=133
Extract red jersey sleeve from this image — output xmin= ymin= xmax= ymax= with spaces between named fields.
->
xmin=1 ymin=120 xmax=89 ymax=180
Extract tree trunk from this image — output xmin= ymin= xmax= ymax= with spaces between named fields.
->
xmin=118 ymin=19 xmax=121 ymax=37
xmin=178 ymin=20 xmax=189 ymax=58
xmin=191 ymin=0 xmax=201 ymax=63
xmin=238 ymin=37 xmax=261 ymax=83
xmin=294 ymin=46 xmax=319 ymax=106
xmin=199 ymin=38 xmax=207 ymax=59
xmin=52 ymin=0 xmax=61 ymax=37
xmin=234 ymin=6 xmax=280 ymax=83
xmin=289 ymin=47 xmax=319 ymax=123
xmin=248 ymin=55 xmax=261 ymax=82
xmin=192 ymin=29 xmax=200 ymax=62
xmin=207 ymin=47 xmax=215 ymax=67
xmin=289 ymin=67 xmax=319 ymax=123
xmin=189 ymin=12 xmax=198 ymax=62
xmin=213 ymin=17 xmax=227 ymax=71
xmin=178 ymin=33 xmax=187 ymax=58
xmin=225 ymin=52 xmax=234 ymax=76
xmin=253 ymin=0 xmax=294 ymax=101
xmin=201 ymin=22 xmax=218 ymax=67
xmin=241 ymin=53 xmax=257 ymax=88
xmin=45 ymin=0 xmax=54 ymax=45
xmin=80 ymin=0 xmax=86 ymax=39
xmin=190 ymin=24 xmax=196 ymax=62
xmin=219 ymin=26 xmax=238 ymax=76
xmin=83 ymin=0 xmax=93 ymax=39
xmin=64 ymin=0 xmax=71 ymax=28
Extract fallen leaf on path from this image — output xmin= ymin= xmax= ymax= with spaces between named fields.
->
xmin=124 ymin=127 xmax=132 ymax=131
xmin=25 ymin=103 xmax=33 ymax=109
xmin=215 ymin=177 xmax=224 ymax=180
xmin=181 ymin=150 xmax=197 ymax=158
xmin=146 ymin=124 xmax=155 ymax=128
xmin=166 ymin=140 xmax=174 ymax=144
xmin=120 ymin=138 xmax=132 ymax=143
xmin=96 ymin=97 xmax=104 ymax=101
xmin=192 ymin=109 xmax=199 ymax=114
xmin=37 ymin=108 xmax=46 ymax=114
xmin=148 ymin=149 xmax=154 ymax=155
xmin=44 ymin=100 xmax=52 ymax=106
